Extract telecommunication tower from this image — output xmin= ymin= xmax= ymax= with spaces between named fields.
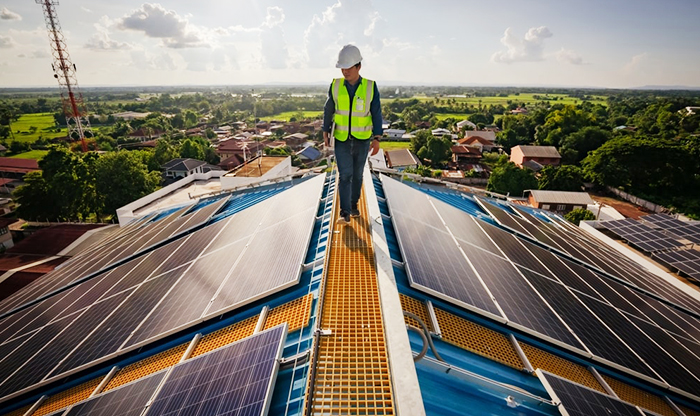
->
xmin=36 ymin=0 xmax=92 ymax=152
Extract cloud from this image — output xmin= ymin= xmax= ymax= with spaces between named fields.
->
xmin=623 ymin=52 xmax=648 ymax=73
xmin=117 ymin=3 xmax=206 ymax=48
xmin=303 ymin=0 xmax=386 ymax=68
xmin=82 ymin=7 xmax=93 ymax=13
xmin=130 ymin=49 xmax=177 ymax=71
xmin=1 ymin=7 xmax=21 ymax=21
xmin=0 ymin=35 xmax=15 ymax=48
xmin=31 ymin=49 xmax=49 ymax=58
xmin=86 ymin=16 xmax=131 ymax=50
xmin=492 ymin=26 xmax=553 ymax=64
xmin=260 ymin=7 xmax=288 ymax=69
xmin=556 ymin=48 xmax=585 ymax=65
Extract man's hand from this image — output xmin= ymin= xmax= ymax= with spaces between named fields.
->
xmin=370 ymin=137 xmax=380 ymax=156
xmin=323 ymin=132 xmax=330 ymax=148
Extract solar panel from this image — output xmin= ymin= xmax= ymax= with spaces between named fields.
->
xmin=476 ymin=197 xmax=534 ymax=238
xmin=537 ymin=370 xmax=645 ymax=416
xmin=604 ymin=219 xmax=686 ymax=253
xmin=145 ymin=325 xmax=286 ymax=416
xmin=0 ymin=174 xmax=325 ymax=403
xmin=641 ymin=214 xmax=700 ymax=244
xmin=653 ymin=249 xmax=700 ymax=281
xmin=62 ymin=371 xmax=167 ymax=416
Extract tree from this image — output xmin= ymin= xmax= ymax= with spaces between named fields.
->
xmin=538 ymin=165 xmax=585 ymax=191
xmin=486 ymin=162 xmax=538 ymax=196
xmin=153 ymin=138 xmax=180 ymax=168
xmin=559 ymin=126 xmax=611 ymax=165
xmin=424 ymin=136 xmax=453 ymax=167
xmin=95 ymin=151 xmax=160 ymax=216
xmin=180 ymin=138 xmax=206 ymax=160
xmin=14 ymin=171 xmax=52 ymax=221
xmin=565 ymin=208 xmax=596 ymax=225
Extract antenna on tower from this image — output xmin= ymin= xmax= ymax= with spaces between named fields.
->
xmin=36 ymin=0 xmax=92 ymax=152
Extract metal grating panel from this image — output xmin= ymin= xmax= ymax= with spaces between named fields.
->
xmin=601 ymin=375 xmax=677 ymax=416
xmin=1 ymin=405 xmax=30 ymax=416
xmin=398 ymin=294 xmax=433 ymax=332
xmin=103 ymin=343 xmax=188 ymax=392
xmin=310 ymin=187 xmax=394 ymax=415
xmin=263 ymin=294 xmax=313 ymax=333
xmin=435 ymin=308 xmax=523 ymax=370
xmin=519 ymin=342 xmax=605 ymax=393
xmin=191 ymin=315 xmax=258 ymax=358
xmin=33 ymin=377 xmax=102 ymax=416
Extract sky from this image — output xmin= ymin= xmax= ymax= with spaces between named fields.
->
xmin=0 ymin=0 xmax=699 ymax=89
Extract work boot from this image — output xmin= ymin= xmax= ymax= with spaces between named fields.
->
xmin=337 ymin=211 xmax=351 ymax=225
xmin=350 ymin=208 xmax=361 ymax=218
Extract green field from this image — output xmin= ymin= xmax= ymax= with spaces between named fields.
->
xmin=9 ymin=113 xmax=66 ymax=143
xmin=263 ymin=111 xmax=323 ymax=122
xmin=384 ymin=93 xmax=607 ymax=107
xmin=380 ymin=141 xmax=411 ymax=150
xmin=10 ymin=150 xmax=49 ymax=160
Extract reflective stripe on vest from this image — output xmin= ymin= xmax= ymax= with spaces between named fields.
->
xmin=331 ymin=77 xmax=374 ymax=141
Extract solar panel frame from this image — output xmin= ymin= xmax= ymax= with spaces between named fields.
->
xmin=61 ymin=370 xmax=168 ymax=416
xmin=536 ymin=370 xmax=646 ymax=416
xmin=144 ymin=324 xmax=286 ymax=416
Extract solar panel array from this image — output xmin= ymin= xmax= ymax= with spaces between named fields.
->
xmin=49 ymin=325 xmax=286 ymax=416
xmin=642 ymin=214 xmax=700 ymax=244
xmin=0 ymin=197 xmax=229 ymax=317
xmin=0 ymin=174 xmax=324 ymax=403
xmin=381 ymin=175 xmax=700 ymax=401
xmin=653 ymin=249 xmax=700 ymax=281
xmin=537 ymin=370 xmax=646 ymax=416
xmin=602 ymin=219 xmax=686 ymax=253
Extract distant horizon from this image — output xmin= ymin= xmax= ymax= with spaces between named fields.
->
xmin=1 ymin=1 xmax=699 ymax=90
xmin=2 ymin=82 xmax=700 ymax=92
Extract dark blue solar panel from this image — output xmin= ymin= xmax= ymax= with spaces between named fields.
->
xmin=523 ymin=271 xmax=657 ymax=379
xmin=51 ymin=272 xmax=181 ymax=377
xmin=65 ymin=371 xmax=167 ymax=416
xmin=146 ymin=325 xmax=286 ymax=416
xmin=0 ymin=292 xmax=130 ymax=398
xmin=538 ymin=371 xmax=644 ymax=416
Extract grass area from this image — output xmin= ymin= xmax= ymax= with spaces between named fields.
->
xmin=380 ymin=141 xmax=411 ymax=150
xmin=9 ymin=150 xmax=49 ymax=160
xmin=263 ymin=111 xmax=323 ymax=121
xmin=384 ymin=93 xmax=607 ymax=107
xmin=8 ymin=113 xmax=66 ymax=143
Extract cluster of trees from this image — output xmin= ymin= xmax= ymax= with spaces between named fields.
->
xmin=15 ymin=147 xmax=160 ymax=221
xmin=487 ymin=94 xmax=700 ymax=217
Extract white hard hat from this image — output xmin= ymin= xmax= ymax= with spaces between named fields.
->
xmin=335 ymin=44 xmax=362 ymax=69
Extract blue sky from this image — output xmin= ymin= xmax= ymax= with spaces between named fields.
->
xmin=0 ymin=0 xmax=698 ymax=88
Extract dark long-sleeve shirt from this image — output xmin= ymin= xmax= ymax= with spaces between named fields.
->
xmin=322 ymin=77 xmax=383 ymax=138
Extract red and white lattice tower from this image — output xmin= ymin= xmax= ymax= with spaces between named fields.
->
xmin=36 ymin=0 xmax=92 ymax=152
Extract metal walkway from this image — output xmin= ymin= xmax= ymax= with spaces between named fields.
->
xmin=310 ymin=182 xmax=395 ymax=415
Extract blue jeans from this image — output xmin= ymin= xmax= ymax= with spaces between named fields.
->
xmin=335 ymin=137 xmax=371 ymax=214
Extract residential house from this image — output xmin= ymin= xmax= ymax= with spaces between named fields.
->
xmin=431 ymin=128 xmax=457 ymax=140
xmin=0 ymin=218 xmax=14 ymax=249
xmin=510 ymin=107 xmax=529 ymax=115
xmin=161 ymin=158 xmax=223 ymax=180
xmin=510 ymin=145 xmax=561 ymax=168
xmin=220 ymin=155 xmax=291 ymax=190
xmin=464 ymin=130 xmax=496 ymax=142
xmin=128 ymin=128 xmax=165 ymax=142
xmin=384 ymin=129 xmax=406 ymax=140
xmin=296 ymin=145 xmax=322 ymax=164
xmin=301 ymin=120 xmax=323 ymax=134
xmin=456 ymin=119 xmax=477 ymax=131
xmin=385 ymin=149 xmax=421 ymax=171
xmin=283 ymin=133 xmax=309 ymax=150
xmin=451 ymin=145 xmax=482 ymax=165
xmin=111 ymin=111 xmax=150 ymax=121
xmin=457 ymin=136 xmax=498 ymax=153
xmin=0 ymin=158 xmax=39 ymax=193
xmin=216 ymin=140 xmax=265 ymax=161
xmin=218 ymin=154 xmax=246 ymax=171
xmin=525 ymin=190 xmax=594 ymax=214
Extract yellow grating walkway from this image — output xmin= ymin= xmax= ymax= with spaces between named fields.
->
xmin=398 ymin=294 xmax=433 ymax=332
xmin=435 ymin=308 xmax=524 ymax=370
xmin=680 ymin=404 xmax=700 ymax=416
xmin=2 ymin=405 xmax=30 ymax=416
xmin=519 ymin=342 xmax=605 ymax=393
xmin=601 ymin=375 xmax=677 ymax=416
xmin=33 ymin=377 xmax=102 ymax=416
xmin=104 ymin=343 xmax=188 ymax=392
xmin=264 ymin=293 xmax=314 ymax=332
xmin=310 ymin=187 xmax=395 ymax=415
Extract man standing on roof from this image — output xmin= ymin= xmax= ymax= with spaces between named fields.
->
xmin=323 ymin=44 xmax=382 ymax=224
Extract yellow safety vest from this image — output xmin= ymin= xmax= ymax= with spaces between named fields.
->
xmin=331 ymin=77 xmax=375 ymax=141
